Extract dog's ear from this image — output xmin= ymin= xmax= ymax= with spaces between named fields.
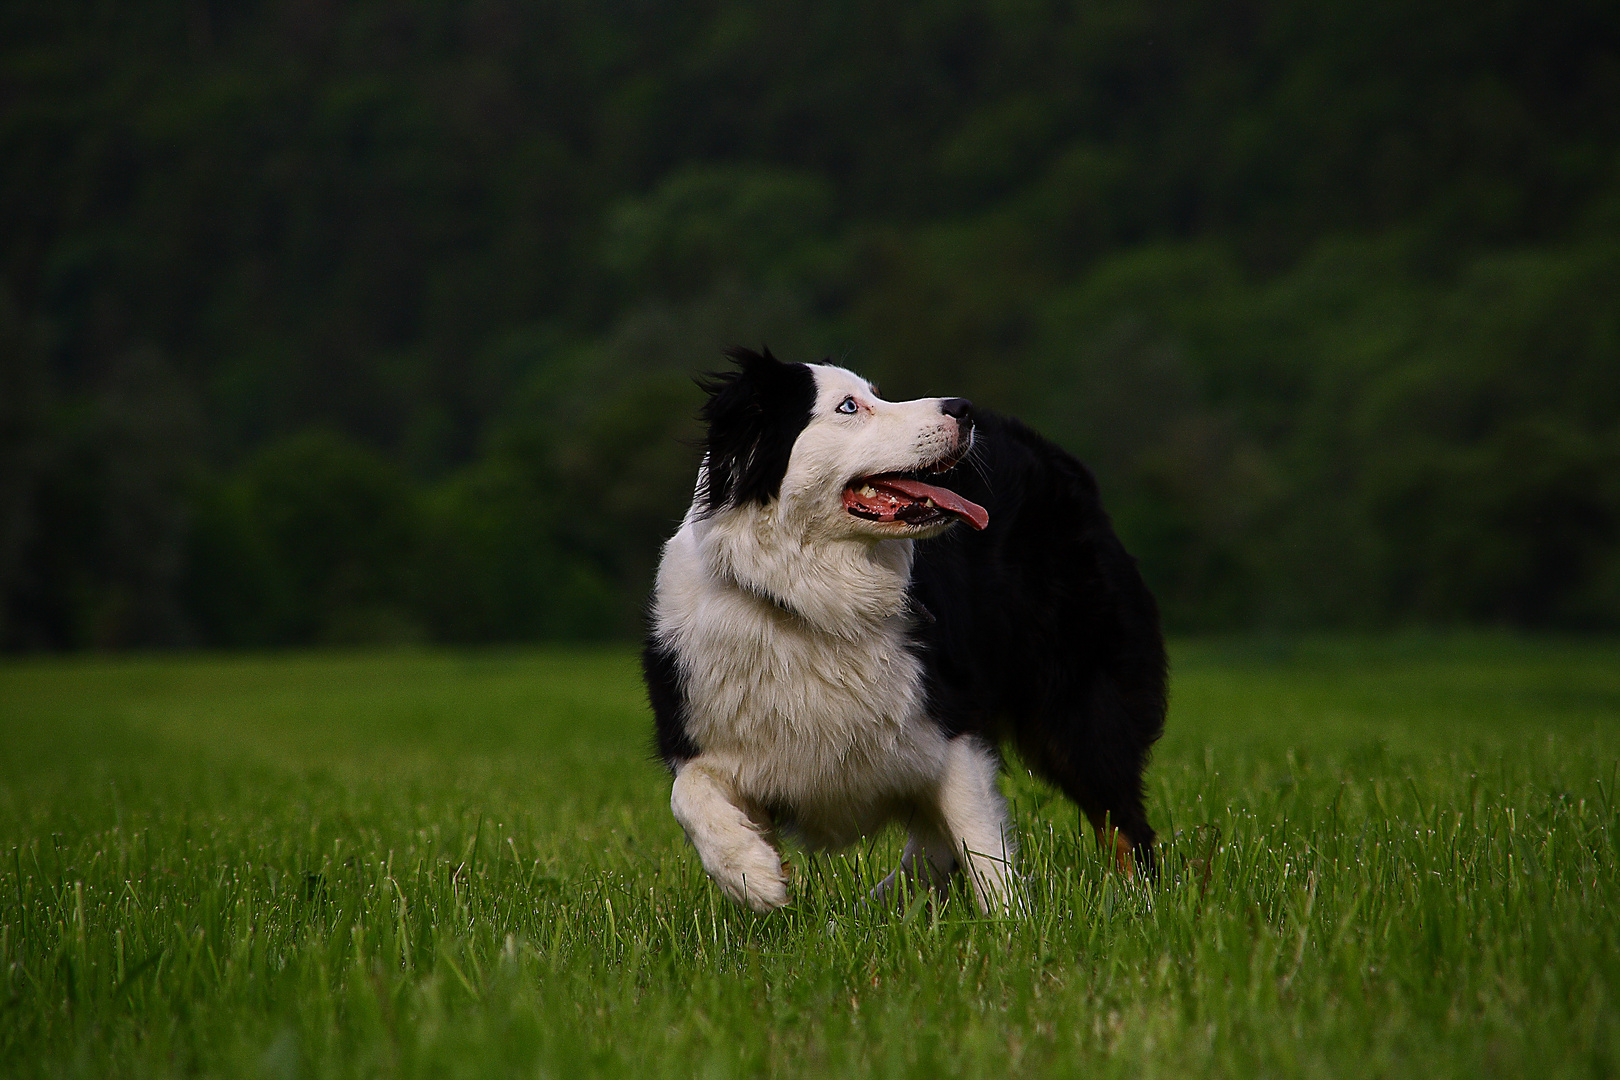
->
xmin=697 ymin=346 xmax=817 ymax=514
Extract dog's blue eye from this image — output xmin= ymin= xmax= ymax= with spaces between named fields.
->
xmin=836 ymin=396 xmax=858 ymax=414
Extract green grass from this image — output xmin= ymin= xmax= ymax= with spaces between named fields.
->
xmin=2 ymin=636 xmax=1618 ymax=1078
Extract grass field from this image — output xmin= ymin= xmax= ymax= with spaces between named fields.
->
xmin=2 ymin=636 xmax=1618 ymax=1078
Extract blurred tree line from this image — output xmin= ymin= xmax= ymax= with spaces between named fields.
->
xmin=2 ymin=0 xmax=1618 ymax=648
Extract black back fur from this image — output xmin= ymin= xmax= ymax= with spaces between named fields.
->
xmin=908 ymin=410 xmax=1168 ymax=870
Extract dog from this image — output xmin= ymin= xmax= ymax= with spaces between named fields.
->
xmin=643 ymin=347 xmax=1166 ymax=914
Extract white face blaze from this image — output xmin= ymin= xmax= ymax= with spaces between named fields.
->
xmin=776 ymin=364 xmax=973 ymax=540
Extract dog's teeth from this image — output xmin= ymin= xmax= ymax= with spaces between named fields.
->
xmin=858 ymin=485 xmax=877 ymax=497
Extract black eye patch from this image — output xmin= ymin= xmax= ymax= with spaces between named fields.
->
xmin=697 ymin=347 xmax=817 ymax=514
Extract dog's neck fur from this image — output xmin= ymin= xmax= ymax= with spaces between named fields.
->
xmin=695 ymin=501 xmax=915 ymax=638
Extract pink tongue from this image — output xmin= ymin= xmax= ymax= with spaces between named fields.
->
xmin=878 ymin=477 xmax=990 ymax=530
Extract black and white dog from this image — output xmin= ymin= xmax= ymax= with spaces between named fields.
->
xmin=643 ymin=347 xmax=1166 ymax=914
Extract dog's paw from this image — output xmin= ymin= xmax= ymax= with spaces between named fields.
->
xmin=708 ymin=836 xmax=790 ymax=913
xmin=670 ymin=763 xmax=790 ymax=913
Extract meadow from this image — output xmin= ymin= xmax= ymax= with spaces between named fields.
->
xmin=1 ymin=636 xmax=1617 ymax=1078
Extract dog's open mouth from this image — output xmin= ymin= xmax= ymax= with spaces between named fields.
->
xmin=842 ymin=463 xmax=989 ymax=531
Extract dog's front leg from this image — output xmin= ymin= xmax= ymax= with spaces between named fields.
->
xmin=670 ymin=759 xmax=789 ymax=913
xmin=936 ymin=736 xmax=1018 ymax=915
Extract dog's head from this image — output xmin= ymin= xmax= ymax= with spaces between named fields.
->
xmin=697 ymin=347 xmax=986 ymax=540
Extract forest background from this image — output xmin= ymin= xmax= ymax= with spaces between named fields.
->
xmin=2 ymin=0 xmax=1618 ymax=650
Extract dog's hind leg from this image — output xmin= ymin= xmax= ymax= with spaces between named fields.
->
xmin=1026 ymin=673 xmax=1160 ymax=879
xmin=935 ymin=736 xmax=1018 ymax=915
xmin=670 ymin=759 xmax=789 ymax=913
xmin=868 ymin=825 xmax=956 ymax=909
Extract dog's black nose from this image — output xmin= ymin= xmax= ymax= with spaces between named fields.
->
xmin=940 ymin=398 xmax=973 ymax=420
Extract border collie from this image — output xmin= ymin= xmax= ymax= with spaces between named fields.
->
xmin=643 ymin=347 xmax=1166 ymax=914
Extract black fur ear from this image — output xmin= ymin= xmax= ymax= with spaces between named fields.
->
xmin=697 ymin=346 xmax=817 ymax=514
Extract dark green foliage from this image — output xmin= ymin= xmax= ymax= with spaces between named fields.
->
xmin=185 ymin=431 xmax=422 ymax=645
xmin=0 ymin=346 xmax=199 ymax=648
xmin=2 ymin=0 xmax=1618 ymax=644
xmin=1019 ymin=238 xmax=1620 ymax=628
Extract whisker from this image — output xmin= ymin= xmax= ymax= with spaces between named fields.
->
xmin=965 ymin=442 xmax=993 ymax=491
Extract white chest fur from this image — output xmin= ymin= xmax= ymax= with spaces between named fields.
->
xmin=651 ymin=510 xmax=948 ymax=846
